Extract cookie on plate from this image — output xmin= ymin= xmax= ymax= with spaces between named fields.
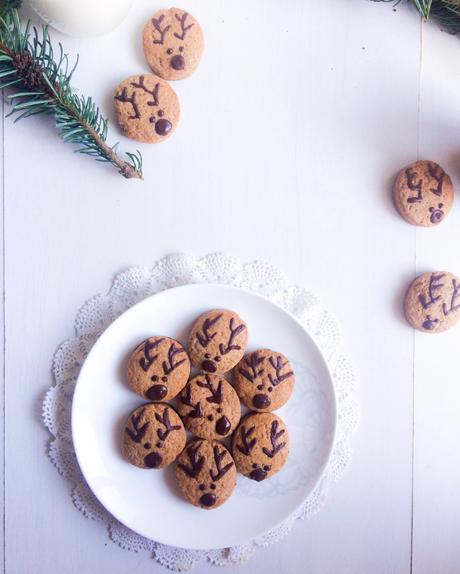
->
xmin=177 ymin=374 xmax=241 ymax=440
xmin=143 ymin=8 xmax=204 ymax=81
xmin=233 ymin=349 xmax=295 ymax=411
xmin=188 ymin=309 xmax=248 ymax=374
xmin=122 ymin=403 xmax=186 ymax=469
xmin=127 ymin=336 xmax=190 ymax=401
xmin=175 ymin=439 xmax=236 ymax=509
xmin=114 ymin=74 xmax=180 ymax=143
xmin=393 ymin=160 xmax=454 ymax=227
xmin=232 ymin=413 xmax=289 ymax=482
xmin=404 ymin=271 xmax=460 ymax=333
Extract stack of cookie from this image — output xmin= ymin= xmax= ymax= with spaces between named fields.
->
xmin=121 ymin=309 xmax=295 ymax=510
xmin=114 ymin=7 xmax=204 ymax=144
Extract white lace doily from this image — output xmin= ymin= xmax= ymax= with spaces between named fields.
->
xmin=42 ymin=253 xmax=359 ymax=571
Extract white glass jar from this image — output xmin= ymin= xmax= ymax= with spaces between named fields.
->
xmin=29 ymin=0 xmax=135 ymax=37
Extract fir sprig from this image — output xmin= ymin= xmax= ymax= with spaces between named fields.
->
xmin=0 ymin=4 xmax=143 ymax=179
xmin=374 ymin=0 xmax=460 ymax=34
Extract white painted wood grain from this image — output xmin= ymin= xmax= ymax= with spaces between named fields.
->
xmin=1 ymin=1 xmax=426 ymax=572
xmin=412 ymin=22 xmax=460 ymax=574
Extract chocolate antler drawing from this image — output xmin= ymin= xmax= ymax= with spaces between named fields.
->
xmin=219 ymin=318 xmax=245 ymax=355
xmin=196 ymin=375 xmax=223 ymax=404
xmin=178 ymin=443 xmax=205 ymax=478
xmin=237 ymin=425 xmax=257 ymax=455
xmin=125 ymin=408 xmax=149 ymax=443
xmin=196 ymin=314 xmax=222 ymax=347
xmin=427 ymin=163 xmax=444 ymax=197
xmin=131 ymin=76 xmax=160 ymax=107
xmin=151 ymin=14 xmax=171 ymax=44
xmin=268 ymin=356 xmax=293 ymax=387
xmin=210 ymin=446 xmax=234 ymax=481
xmin=262 ymin=421 xmax=286 ymax=458
xmin=155 ymin=409 xmax=181 ymax=441
xmin=162 ymin=343 xmax=187 ymax=375
xmin=138 ymin=338 xmax=164 ymax=372
xmin=115 ymin=87 xmax=140 ymax=120
xmin=179 ymin=386 xmax=203 ymax=418
xmin=174 ymin=12 xmax=194 ymax=40
xmin=443 ymin=278 xmax=460 ymax=316
xmin=238 ymin=352 xmax=264 ymax=383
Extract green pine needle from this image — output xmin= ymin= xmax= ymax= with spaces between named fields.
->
xmin=0 ymin=4 xmax=143 ymax=179
xmin=373 ymin=0 xmax=460 ymax=33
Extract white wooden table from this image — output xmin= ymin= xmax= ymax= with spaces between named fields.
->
xmin=2 ymin=1 xmax=460 ymax=572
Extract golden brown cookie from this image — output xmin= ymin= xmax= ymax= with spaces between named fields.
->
xmin=177 ymin=374 xmax=241 ymax=440
xmin=232 ymin=413 xmax=289 ymax=482
xmin=174 ymin=439 xmax=236 ymax=509
xmin=393 ymin=160 xmax=454 ymax=226
xmin=233 ymin=349 xmax=295 ymax=412
xmin=127 ymin=336 xmax=190 ymax=401
xmin=143 ymin=8 xmax=204 ymax=81
xmin=114 ymin=74 xmax=180 ymax=143
xmin=404 ymin=271 xmax=460 ymax=333
xmin=122 ymin=403 xmax=186 ymax=469
xmin=188 ymin=309 xmax=248 ymax=374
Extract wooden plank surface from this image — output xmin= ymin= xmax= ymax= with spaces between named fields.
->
xmin=0 ymin=1 xmax=439 ymax=572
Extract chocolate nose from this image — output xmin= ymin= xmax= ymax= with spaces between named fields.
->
xmin=200 ymin=493 xmax=216 ymax=507
xmin=201 ymin=360 xmax=216 ymax=373
xmin=144 ymin=452 xmax=163 ymax=468
xmin=252 ymin=394 xmax=271 ymax=410
xmin=170 ymin=54 xmax=185 ymax=70
xmin=155 ymin=118 xmax=172 ymax=136
xmin=215 ymin=416 xmax=231 ymax=436
xmin=146 ymin=384 xmax=167 ymax=401
xmin=250 ymin=468 xmax=267 ymax=482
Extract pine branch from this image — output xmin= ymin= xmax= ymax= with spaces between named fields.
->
xmin=0 ymin=5 xmax=143 ymax=179
xmin=373 ymin=0 xmax=460 ymax=34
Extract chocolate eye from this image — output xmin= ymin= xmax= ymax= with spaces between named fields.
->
xmin=207 ymin=415 xmax=214 ymax=422
xmin=217 ymin=407 xmax=223 ymax=414
xmin=179 ymin=46 xmax=184 ymax=52
xmin=198 ymin=483 xmax=205 ymax=491
xmin=166 ymin=48 xmax=173 ymax=55
xmin=257 ymin=384 xmax=264 ymax=391
xmin=210 ymin=483 xmax=216 ymax=490
xmin=439 ymin=203 xmax=444 ymax=208
xmin=268 ymin=386 xmax=273 ymax=392
xmin=252 ymin=463 xmax=258 ymax=469
xmin=156 ymin=442 xmax=163 ymax=448
xmin=205 ymin=353 xmax=211 ymax=359
xmin=162 ymin=376 xmax=168 ymax=382
xmin=263 ymin=465 xmax=270 ymax=471
xmin=143 ymin=442 xmax=151 ymax=450
xmin=214 ymin=356 xmax=221 ymax=362
xmin=151 ymin=375 xmax=158 ymax=382
xmin=158 ymin=110 xmax=164 ymax=117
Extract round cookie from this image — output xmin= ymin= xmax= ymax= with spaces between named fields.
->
xmin=114 ymin=74 xmax=180 ymax=143
xmin=143 ymin=8 xmax=204 ymax=81
xmin=175 ymin=439 xmax=236 ymax=509
xmin=232 ymin=413 xmax=289 ymax=482
xmin=127 ymin=336 xmax=190 ymax=401
xmin=233 ymin=349 xmax=295 ymax=412
xmin=122 ymin=403 xmax=186 ymax=469
xmin=188 ymin=309 xmax=248 ymax=374
xmin=404 ymin=271 xmax=460 ymax=333
xmin=393 ymin=160 xmax=454 ymax=227
xmin=177 ymin=374 xmax=241 ymax=440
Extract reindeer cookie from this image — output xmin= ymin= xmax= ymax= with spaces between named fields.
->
xmin=175 ymin=439 xmax=237 ymax=509
xmin=233 ymin=349 xmax=295 ymax=411
xmin=232 ymin=413 xmax=289 ymax=482
xmin=177 ymin=374 xmax=241 ymax=441
xmin=393 ymin=160 xmax=454 ymax=227
xmin=188 ymin=309 xmax=248 ymax=374
xmin=127 ymin=336 xmax=190 ymax=401
xmin=143 ymin=8 xmax=204 ymax=81
xmin=404 ymin=271 xmax=460 ymax=333
xmin=114 ymin=74 xmax=180 ymax=143
xmin=122 ymin=403 xmax=186 ymax=469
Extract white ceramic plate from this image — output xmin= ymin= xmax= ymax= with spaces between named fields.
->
xmin=72 ymin=284 xmax=337 ymax=550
